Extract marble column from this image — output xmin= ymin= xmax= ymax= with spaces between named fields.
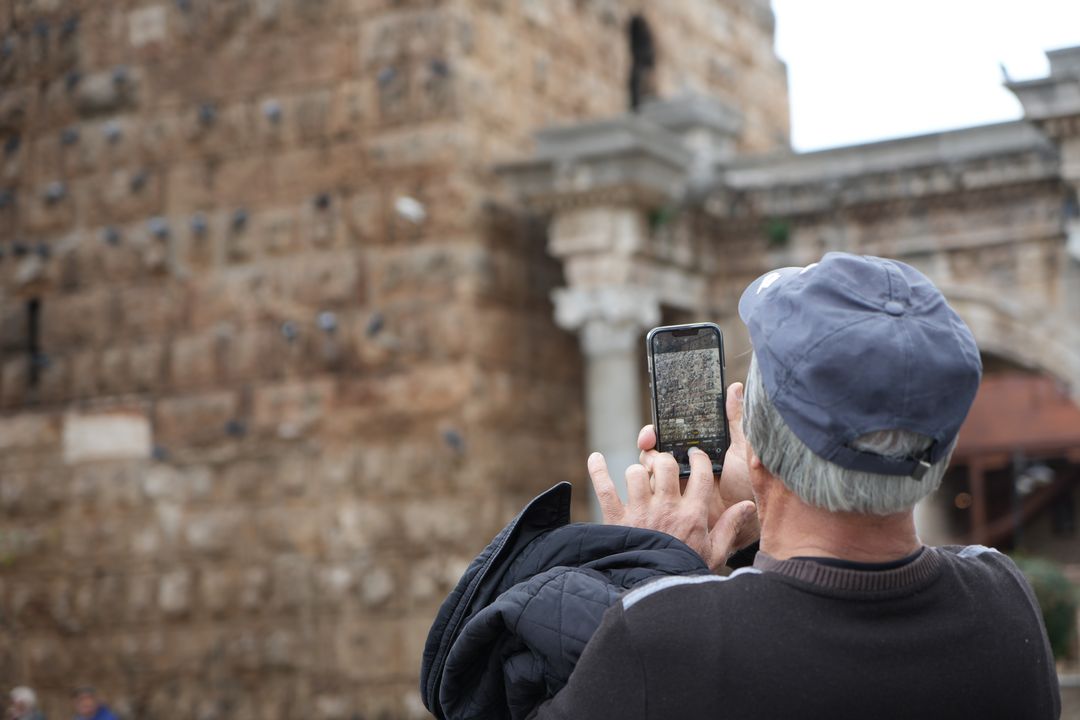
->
xmin=553 ymin=286 xmax=660 ymax=520
xmin=914 ymin=493 xmax=954 ymax=546
xmin=494 ymin=98 xmax=731 ymax=518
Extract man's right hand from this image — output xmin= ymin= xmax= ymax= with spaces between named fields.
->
xmin=586 ymin=381 xmax=760 ymax=570
xmin=636 ymin=382 xmax=758 ymax=538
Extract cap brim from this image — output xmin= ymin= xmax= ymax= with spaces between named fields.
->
xmin=738 ymin=265 xmax=806 ymax=324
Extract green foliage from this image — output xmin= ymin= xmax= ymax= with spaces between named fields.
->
xmin=1013 ymin=555 xmax=1079 ymax=660
xmin=648 ymin=205 xmax=676 ymax=231
xmin=764 ymin=218 xmax=791 ymax=249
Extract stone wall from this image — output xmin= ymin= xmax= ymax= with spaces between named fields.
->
xmin=0 ymin=1 xmax=789 ymax=718
xmin=457 ymin=0 xmax=789 ymax=167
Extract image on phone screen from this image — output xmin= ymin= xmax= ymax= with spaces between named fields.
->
xmin=649 ymin=324 xmax=728 ymax=475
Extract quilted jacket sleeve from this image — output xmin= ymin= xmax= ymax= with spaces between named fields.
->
xmin=527 ymin=601 xmax=647 ymax=720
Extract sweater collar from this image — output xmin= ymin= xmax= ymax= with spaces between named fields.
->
xmin=752 ymin=546 xmax=943 ymax=593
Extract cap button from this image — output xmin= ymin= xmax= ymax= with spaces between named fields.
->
xmin=884 ymin=300 xmax=905 ymax=316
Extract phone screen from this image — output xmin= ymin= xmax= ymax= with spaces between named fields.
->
xmin=649 ymin=324 xmax=728 ymax=476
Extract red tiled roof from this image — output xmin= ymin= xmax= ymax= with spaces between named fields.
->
xmin=955 ymin=373 xmax=1080 ymax=458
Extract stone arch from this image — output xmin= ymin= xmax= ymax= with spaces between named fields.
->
xmin=939 ymin=283 xmax=1080 ymax=394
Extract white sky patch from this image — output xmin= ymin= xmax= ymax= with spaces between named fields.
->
xmin=772 ymin=0 xmax=1080 ymax=151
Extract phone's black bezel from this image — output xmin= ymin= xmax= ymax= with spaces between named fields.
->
xmin=646 ymin=322 xmax=729 ymax=478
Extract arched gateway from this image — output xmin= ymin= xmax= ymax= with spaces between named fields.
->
xmin=498 ymin=50 xmax=1080 ymax=562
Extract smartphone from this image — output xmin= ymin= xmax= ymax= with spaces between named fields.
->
xmin=646 ymin=323 xmax=729 ymax=477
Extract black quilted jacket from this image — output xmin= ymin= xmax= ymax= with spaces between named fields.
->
xmin=420 ymin=482 xmax=710 ymax=720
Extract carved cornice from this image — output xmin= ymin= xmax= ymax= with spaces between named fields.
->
xmin=504 ymin=183 xmax=676 ymax=215
xmin=496 ymin=111 xmax=696 ymax=214
xmin=1007 ymin=47 xmax=1080 ymax=139
xmin=704 ymin=156 xmax=1062 ymax=222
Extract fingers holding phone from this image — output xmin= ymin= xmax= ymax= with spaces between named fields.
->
xmin=586 ymin=445 xmax=754 ymax=571
xmin=585 ymin=322 xmax=759 ymax=568
xmin=717 ymin=382 xmax=755 ymax=507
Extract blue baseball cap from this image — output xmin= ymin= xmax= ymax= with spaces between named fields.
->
xmin=738 ymin=252 xmax=982 ymax=479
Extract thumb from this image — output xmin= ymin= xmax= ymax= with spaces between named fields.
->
xmin=706 ymin=500 xmax=757 ymax=572
xmin=726 ymin=382 xmax=747 ymax=446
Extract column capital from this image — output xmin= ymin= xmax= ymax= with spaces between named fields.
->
xmin=1008 ymin=46 xmax=1080 ymax=143
xmin=552 ymin=286 xmax=660 ymax=355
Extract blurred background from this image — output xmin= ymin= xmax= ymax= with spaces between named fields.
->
xmin=1 ymin=0 xmax=1078 ymax=718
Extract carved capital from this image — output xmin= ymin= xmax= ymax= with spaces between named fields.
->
xmin=552 ymin=286 xmax=660 ymax=354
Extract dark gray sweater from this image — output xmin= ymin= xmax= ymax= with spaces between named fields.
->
xmin=531 ymin=545 xmax=1060 ymax=720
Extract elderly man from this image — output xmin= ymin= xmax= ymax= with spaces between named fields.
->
xmin=532 ymin=253 xmax=1060 ymax=719
xmin=8 ymin=687 xmax=45 ymax=720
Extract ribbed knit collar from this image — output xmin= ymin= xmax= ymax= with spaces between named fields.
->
xmin=752 ymin=546 xmax=944 ymax=594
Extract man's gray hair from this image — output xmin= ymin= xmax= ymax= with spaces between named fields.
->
xmin=10 ymin=687 xmax=37 ymax=708
xmin=742 ymin=355 xmax=951 ymax=515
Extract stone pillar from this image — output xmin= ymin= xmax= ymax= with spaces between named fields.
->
xmin=552 ymin=286 xmax=660 ymax=519
xmin=1008 ymin=47 xmax=1080 ymax=391
xmin=495 ymin=99 xmax=730 ymax=518
xmin=914 ymin=493 xmax=954 ymax=546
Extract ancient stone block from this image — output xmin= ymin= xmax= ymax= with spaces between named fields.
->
xmin=313 ymin=694 xmax=350 ymax=720
xmin=153 ymin=391 xmax=237 ymax=447
xmin=256 ymin=505 xmax=320 ymax=554
xmin=323 ymin=498 xmax=398 ymax=554
xmin=128 ymin=340 xmax=167 ymax=392
xmin=399 ymin=497 xmax=482 ymax=549
xmin=360 ymin=565 xmax=394 ymax=607
xmin=300 ymin=202 xmax=347 ymax=250
xmin=257 ymin=206 xmax=299 ymax=255
xmin=218 ymin=324 xmax=281 ymax=381
xmin=0 ymin=87 xmax=29 ymax=135
xmin=82 ymin=167 xmax=164 ymax=227
xmin=62 ymin=411 xmax=152 ymax=464
xmin=407 ymin=554 xmax=469 ymax=605
xmin=342 ymin=189 xmax=384 ymax=245
xmin=361 ymin=9 xmax=450 ymax=68
xmin=139 ymin=462 xmax=212 ymax=504
xmin=169 ymin=331 xmax=219 ymax=390
xmin=328 ymin=79 xmax=368 ymax=138
xmin=263 ymin=627 xmax=298 ymax=669
xmin=66 ymin=348 xmax=99 ymax=400
xmin=255 ymin=0 xmax=284 ymax=25
xmin=185 ymin=101 xmax=260 ymax=158
xmin=198 ymin=567 xmax=232 ymax=616
xmin=251 ymin=378 xmax=334 ymax=439
xmin=289 ymin=250 xmax=361 ymax=304
xmin=69 ymin=460 xmax=142 ymax=512
xmin=314 ymin=563 xmax=354 ymax=604
xmin=295 ymin=89 xmax=332 ymax=144
xmin=119 ymin=283 xmax=186 ymax=341
xmin=0 ymin=412 xmax=59 ymax=451
xmin=224 ymin=222 xmax=257 ymax=264
xmin=128 ymin=5 xmax=168 ymax=49
xmin=131 ymin=522 xmax=162 ymax=558
xmin=98 ymin=345 xmax=130 ymax=395
xmin=75 ymin=68 xmax=140 ymax=117
xmin=167 ymin=156 xmax=271 ymax=213
xmin=20 ymin=179 xmax=77 ymax=235
xmin=0 ymin=470 xmax=64 ymax=517
xmin=238 ymin=566 xmax=270 ymax=610
xmin=184 ymin=510 xmax=237 ymax=556
xmin=271 ymin=554 xmax=312 ymax=609
xmin=158 ymin=569 xmax=191 ymax=616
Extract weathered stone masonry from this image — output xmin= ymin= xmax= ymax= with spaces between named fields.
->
xmin=0 ymin=1 xmax=789 ymax=717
